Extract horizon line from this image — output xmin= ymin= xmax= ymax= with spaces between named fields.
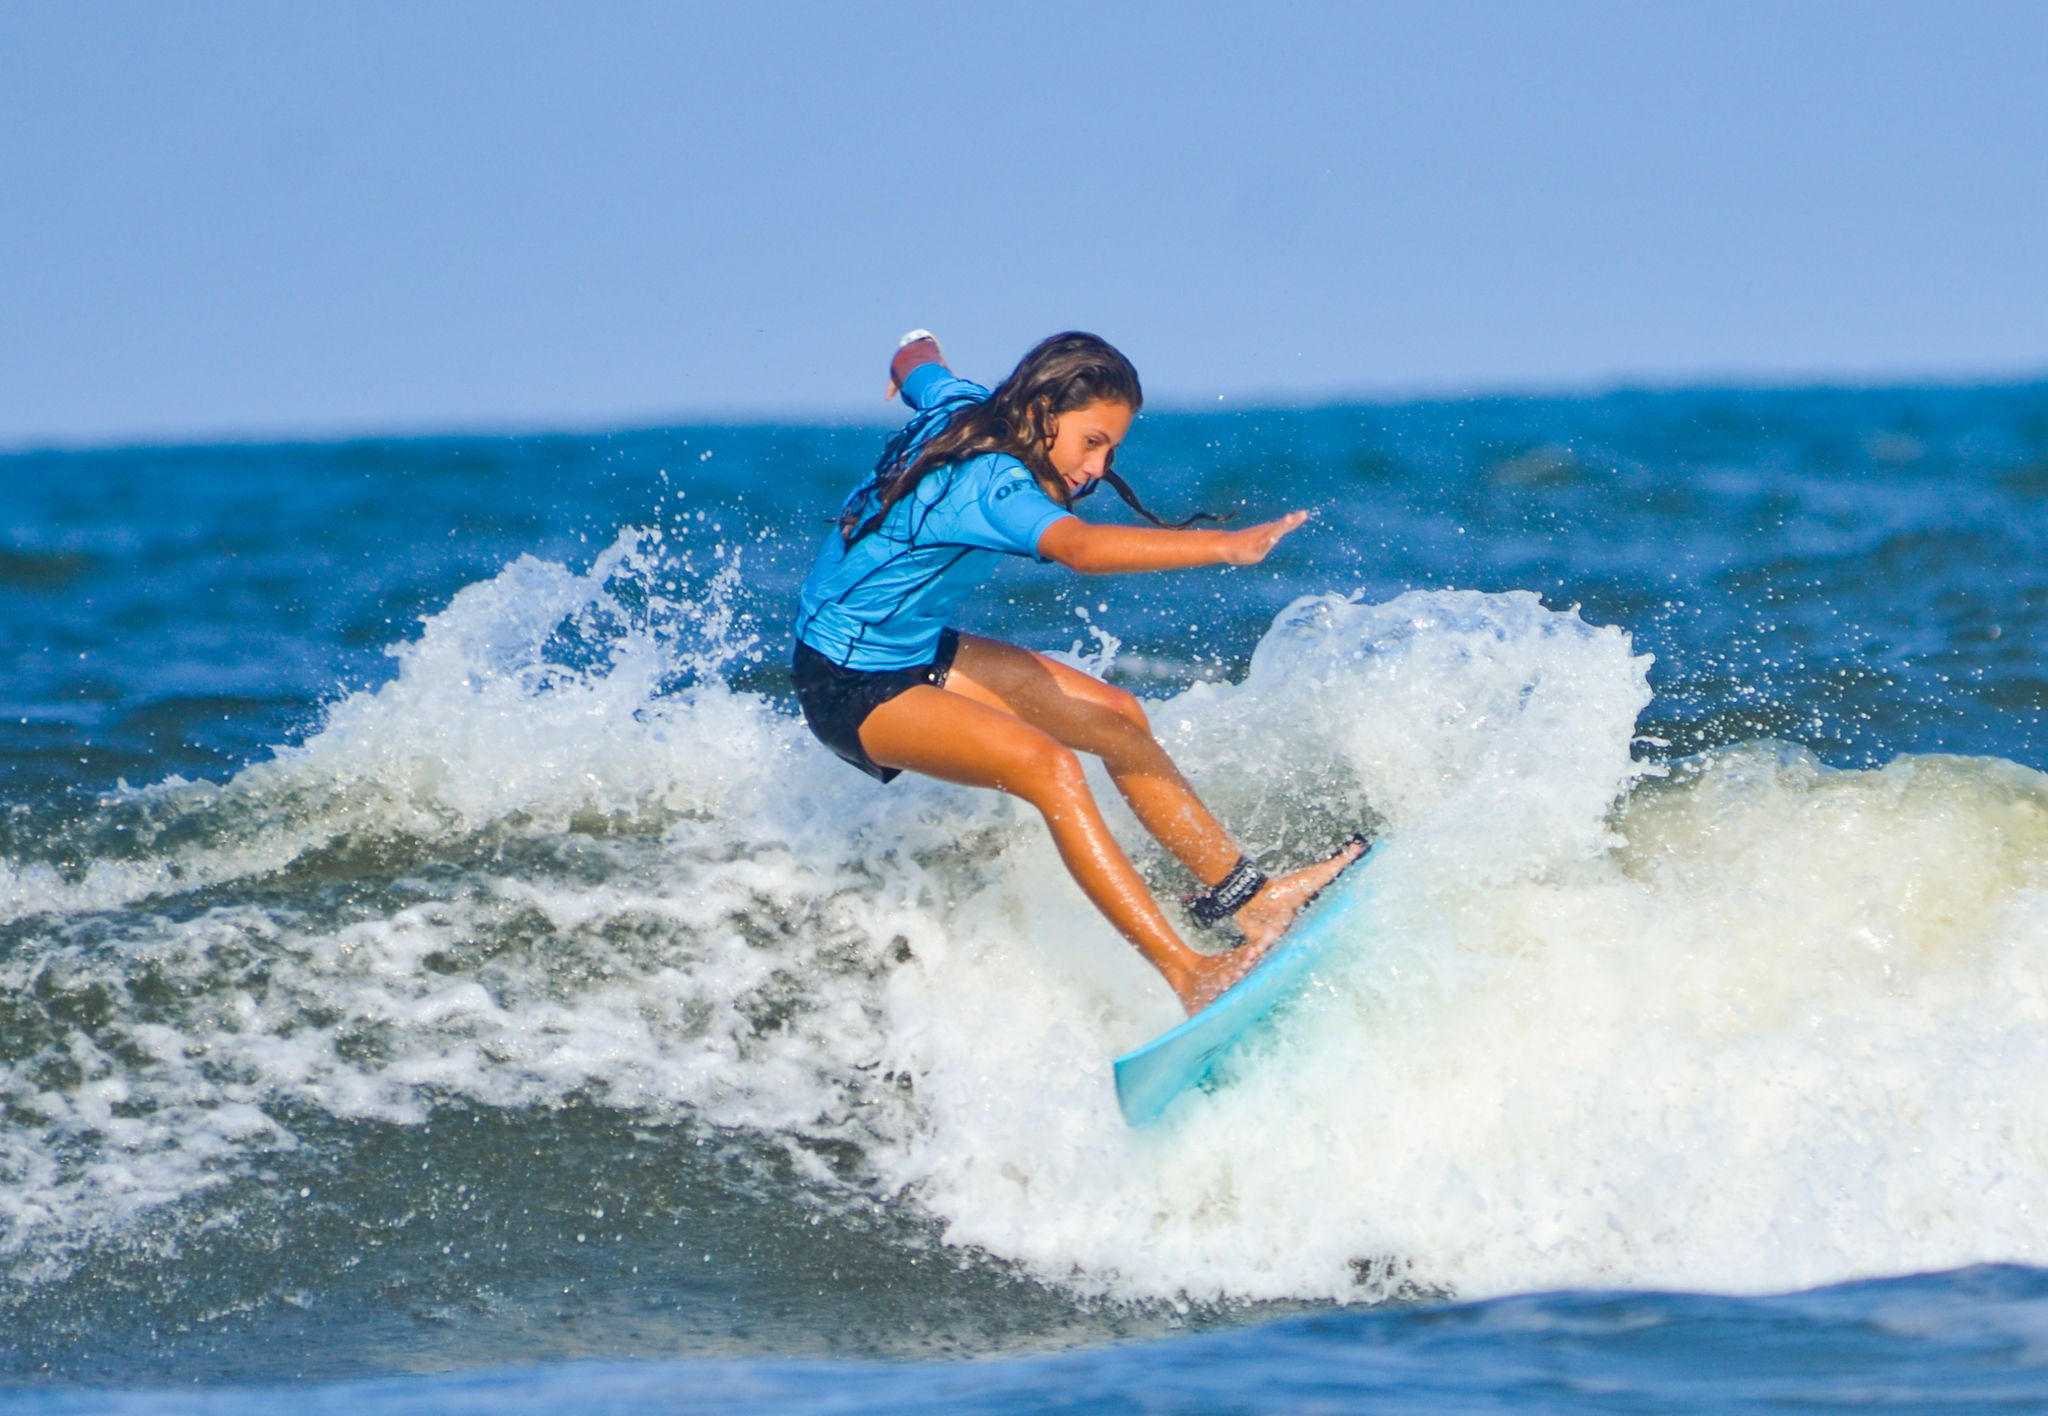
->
xmin=6 ymin=364 xmax=2045 ymax=459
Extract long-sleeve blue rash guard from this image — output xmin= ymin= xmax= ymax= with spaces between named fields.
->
xmin=795 ymin=363 xmax=1075 ymax=671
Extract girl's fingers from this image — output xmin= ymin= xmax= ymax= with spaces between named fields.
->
xmin=1256 ymin=511 xmax=1308 ymax=548
xmin=1223 ymin=512 xmax=1308 ymax=565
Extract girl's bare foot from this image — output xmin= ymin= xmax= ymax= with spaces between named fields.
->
xmin=1172 ymin=839 xmax=1368 ymax=1014
xmin=1177 ymin=938 xmax=1278 ymax=1014
xmin=1233 ymin=839 xmax=1367 ymax=951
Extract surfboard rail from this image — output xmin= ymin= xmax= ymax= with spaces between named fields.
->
xmin=1113 ymin=844 xmax=1381 ymax=1126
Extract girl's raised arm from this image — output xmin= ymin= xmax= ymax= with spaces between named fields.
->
xmin=885 ymin=331 xmax=947 ymax=402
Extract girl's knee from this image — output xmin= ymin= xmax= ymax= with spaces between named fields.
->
xmin=1104 ymin=683 xmax=1149 ymax=730
xmin=1077 ymin=680 xmax=1149 ymax=735
xmin=1089 ymin=686 xmax=1163 ymax=762
xmin=1015 ymin=738 xmax=1089 ymax=802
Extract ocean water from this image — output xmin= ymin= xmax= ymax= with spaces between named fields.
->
xmin=3 ymin=383 xmax=2047 ymax=1411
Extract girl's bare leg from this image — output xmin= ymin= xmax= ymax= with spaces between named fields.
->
xmin=858 ymin=683 xmax=1239 ymax=1010
xmin=858 ymin=635 xmax=1360 ymax=1012
xmin=944 ymin=635 xmax=1360 ymax=949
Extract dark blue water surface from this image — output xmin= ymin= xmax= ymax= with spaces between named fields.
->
xmin=4 ymin=382 xmax=2047 ymax=1412
xmin=14 ymin=1268 xmax=2048 ymax=1414
xmin=7 ymin=384 xmax=2044 ymax=806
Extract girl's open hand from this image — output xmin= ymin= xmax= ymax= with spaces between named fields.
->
xmin=1219 ymin=510 xmax=1309 ymax=565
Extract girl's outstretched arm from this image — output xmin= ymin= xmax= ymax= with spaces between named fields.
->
xmin=1036 ymin=510 xmax=1308 ymax=574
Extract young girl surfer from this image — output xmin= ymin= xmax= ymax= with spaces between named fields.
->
xmin=793 ymin=331 xmax=1361 ymax=1014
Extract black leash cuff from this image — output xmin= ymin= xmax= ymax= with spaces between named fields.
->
xmin=1186 ymin=857 xmax=1267 ymax=928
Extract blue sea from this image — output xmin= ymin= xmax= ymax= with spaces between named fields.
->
xmin=3 ymin=384 xmax=2047 ymax=1413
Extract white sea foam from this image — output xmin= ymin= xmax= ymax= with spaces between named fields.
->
xmin=5 ymin=534 xmax=2047 ymax=1306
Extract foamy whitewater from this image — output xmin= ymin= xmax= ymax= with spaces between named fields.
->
xmin=7 ymin=527 xmax=2046 ymax=1307
xmin=4 ymin=386 xmax=2047 ymax=1404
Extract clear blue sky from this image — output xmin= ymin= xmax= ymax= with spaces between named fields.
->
xmin=3 ymin=1 xmax=2043 ymax=448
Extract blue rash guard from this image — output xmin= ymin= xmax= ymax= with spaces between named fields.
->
xmin=795 ymin=363 xmax=1075 ymax=671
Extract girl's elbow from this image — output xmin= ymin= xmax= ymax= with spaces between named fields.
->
xmin=1037 ymin=522 xmax=1095 ymax=571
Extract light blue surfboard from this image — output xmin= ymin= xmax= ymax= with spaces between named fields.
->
xmin=1114 ymin=843 xmax=1382 ymax=1126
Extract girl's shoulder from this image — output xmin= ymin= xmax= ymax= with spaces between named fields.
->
xmin=919 ymin=448 xmax=1027 ymax=496
xmin=954 ymin=448 xmax=1030 ymax=482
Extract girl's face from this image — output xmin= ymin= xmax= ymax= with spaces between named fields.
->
xmin=1044 ymin=399 xmax=1134 ymax=496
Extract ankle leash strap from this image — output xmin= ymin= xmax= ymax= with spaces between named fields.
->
xmin=1186 ymin=857 xmax=1267 ymax=927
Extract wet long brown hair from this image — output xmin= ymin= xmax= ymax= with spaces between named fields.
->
xmin=840 ymin=331 xmax=1222 ymax=546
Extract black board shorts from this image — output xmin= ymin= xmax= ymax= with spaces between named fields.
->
xmin=792 ymin=628 xmax=961 ymax=783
